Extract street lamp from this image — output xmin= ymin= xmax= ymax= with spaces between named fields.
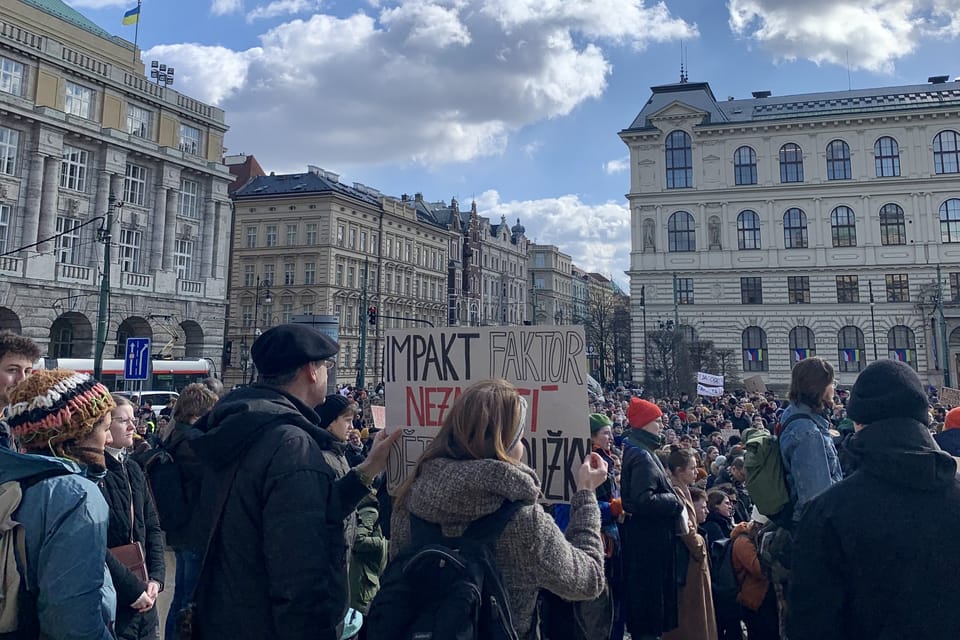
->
xmin=249 ymin=275 xmax=273 ymax=384
xmin=239 ymin=337 xmax=249 ymax=385
xmin=869 ymin=280 xmax=878 ymax=361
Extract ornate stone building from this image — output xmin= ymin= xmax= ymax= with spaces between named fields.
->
xmin=0 ymin=0 xmax=232 ymax=365
xmin=621 ymin=79 xmax=960 ymax=387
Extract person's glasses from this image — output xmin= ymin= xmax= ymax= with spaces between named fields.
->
xmin=322 ymin=359 xmax=336 ymax=369
xmin=112 ymin=417 xmax=135 ymax=425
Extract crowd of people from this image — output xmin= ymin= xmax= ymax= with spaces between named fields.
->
xmin=2 ymin=326 xmax=959 ymax=639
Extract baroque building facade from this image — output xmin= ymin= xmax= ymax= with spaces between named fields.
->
xmin=621 ymin=79 xmax=960 ymax=388
xmin=0 ymin=0 xmax=232 ymax=364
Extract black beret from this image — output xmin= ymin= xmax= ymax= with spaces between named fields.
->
xmin=846 ymin=359 xmax=929 ymax=426
xmin=251 ymin=324 xmax=339 ymax=377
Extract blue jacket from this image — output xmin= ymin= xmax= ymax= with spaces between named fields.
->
xmin=0 ymin=448 xmax=116 ymax=640
xmin=935 ymin=428 xmax=960 ymax=456
xmin=779 ymin=403 xmax=843 ymax=523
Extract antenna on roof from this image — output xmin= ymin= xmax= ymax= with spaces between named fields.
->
xmin=846 ymin=49 xmax=852 ymax=91
xmin=679 ymin=41 xmax=688 ymax=84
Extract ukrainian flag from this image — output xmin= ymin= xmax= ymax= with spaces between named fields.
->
xmin=122 ymin=4 xmax=140 ymax=26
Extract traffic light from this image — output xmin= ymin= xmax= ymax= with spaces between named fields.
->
xmin=368 ymin=306 xmax=378 ymax=325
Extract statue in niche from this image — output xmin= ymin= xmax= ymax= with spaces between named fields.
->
xmin=642 ymin=218 xmax=656 ymax=252
xmin=708 ymin=216 xmax=722 ymax=249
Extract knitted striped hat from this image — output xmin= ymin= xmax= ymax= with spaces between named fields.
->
xmin=6 ymin=369 xmax=116 ymax=453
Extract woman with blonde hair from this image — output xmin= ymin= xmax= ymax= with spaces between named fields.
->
xmin=384 ymin=378 xmax=607 ymax=639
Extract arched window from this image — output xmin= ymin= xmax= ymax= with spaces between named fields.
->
xmin=879 ymin=203 xmax=906 ymax=246
xmin=779 ymin=143 xmax=804 ymax=183
xmin=838 ymin=326 xmax=866 ymax=373
xmin=874 ymin=136 xmax=900 ymax=177
xmin=826 ymin=140 xmax=852 ymax=180
xmin=934 ymin=130 xmax=960 ymax=174
xmin=742 ymin=326 xmax=768 ymax=372
xmin=737 ymin=210 xmax=761 ymax=249
xmin=830 ymin=206 xmax=857 ymax=247
xmin=734 ymin=146 xmax=757 ymax=185
xmin=665 ymin=130 xmax=692 ymax=189
xmin=679 ymin=324 xmax=698 ymax=343
xmin=789 ymin=326 xmax=816 ymax=366
xmin=940 ymin=199 xmax=960 ymax=243
xmin=668 ymin=211 xmax=696 ymax=252
xmin=887 ymin=325 xmax=917 ymax=371
xmin=783 ymin=208 xmax=808 ymax=249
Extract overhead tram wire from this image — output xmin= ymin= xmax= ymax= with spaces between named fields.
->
xmin=0 ymin=215 xmax=106 ymax=258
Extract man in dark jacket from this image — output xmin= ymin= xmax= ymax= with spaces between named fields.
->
xmin=789 ymin=360 xmax=960 ymax=640
xmin=190 ymin=324 xmax=400 ymax=640
xmin=620 ymin=398 xmax=683 ymax=640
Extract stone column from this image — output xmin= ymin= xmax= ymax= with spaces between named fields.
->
xmin=151 ymin=185 xmax=167 ymax=271
xmin=162 ymin=189 xmax=177 ymax=271
xmin=22 ymin=152 xmax=44 ymax=247
xmin=36 ymin=156 xmax=59 ymax=252
xmin=200 ymin=198 xmax=215 ymax=279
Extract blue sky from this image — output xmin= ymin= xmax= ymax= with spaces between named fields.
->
xmin=68 ymin=0 xmax=960 ymax=285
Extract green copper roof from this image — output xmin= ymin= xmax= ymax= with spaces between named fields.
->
xmin=19 ymin=0 xmax=116 ymax=42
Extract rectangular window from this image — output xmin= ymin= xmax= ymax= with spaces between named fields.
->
xmin=303 ymin=303 xmax=314 ymax=316
xmin=535 ymin=253 xmax=545 ymax=268
xmin=740 ymin=277 xmax=763 ymax=304
xmin=304 ymin=262 xmax=316 ymax=285
xmin=59 ymin=146 xmax=88 ymax=192
xmin=386 ymin=237 xmax=393 ymax=258
xmin=349 ymin=228 xmax=356 ymax=249
xmin=286 ymin=224 xmax=298 ymax=245
xmin=348 ymin=266 xmax=355 ymax=288
xmin=265 ymin=225 xmax=278 ymax=247
xmin=360 ymin=231 xmax=367 ymax=253
xmin=123 ymin=163 xmax=147 ymax=207
xmin=178 ymin=179 xmax=200 ymax=218
xmin=405 ymin=276 xmax=411 ymax=295
xmin=951 ymin=272 xmax=960 ymax=302
xmin=241 ymin=304 xmax=253 ymax=328
xmin=787 ymin=276 xmax=810 ymax=304
xmin=675 ymin=277 xmax=694 ymax=304
xmin=885 ymin=274 xmax=910 ymax=302
xmin=246 ymin=226 xmax=257 ymax=248
xmin=126 ymin=104 xmax=151 ymax=138
xmin=282 ymin=304 xmax=293 ymax=324
xmin=836 ymin=275 xmax=860 ymax=303
xmin=284 ymin=262 xmax=295 ymax=285
xmin=175 ymin=240 xmax=194 ymax=279
xmin=405 ymin=242 xmax=411 ymax=262
xmin=0 ymin=204 xmax=9 ymax=254
xmin=372 ymin=233 xmax=378 ymax=254
xmin=244 ymin=264 xmax=255 ymax=287
xmin=64 ymin=82 xmax=93 ymax=119
xmin=0 ymin=126 xmax=18 ymax=175
xmin=262 ymin=264 xmax=275 ymax=285
xmin=0 ymin=57 xmax=24 ymax=96
xmin=534 ymin=277 xmax=545 ymax=289
xmin=55 ymin=217 xmax=82 ymax=264
xmin=337 ymin=225 xmax=345 ymax=247
xmin=118 ymin=228 xmax=142 ymax=273
xmin=336 ymin=263 xmax=344 ymax=286
xmin=305 ymin=223 xmax=317 ymax=245
xmin=179 ymin=124 xmax=202 ymax=156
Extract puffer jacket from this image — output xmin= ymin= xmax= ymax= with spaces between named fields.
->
xmin=390 ymin=458 xmax=605 ymax=639
xmin=1 ymin=447 xmax=115 ymax=640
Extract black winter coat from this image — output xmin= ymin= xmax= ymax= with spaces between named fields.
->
xmin=160 ymin=421 xmax=204 ymax=549
xmin=702 ymin=510 xmax=733 ymax=546
xmin=935 ymin=428 xmax=960 ymax=456
xmin=99 ymin=451 xmax=166 ymax=635
xmin=788 ymin=417 xmax=960 ymax=640
xmin=189 ymin=385 xmax=371 ymax=640
xmin=620 ymin=429 xmax=683 ymax=636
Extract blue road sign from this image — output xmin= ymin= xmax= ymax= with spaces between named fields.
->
xmin=124 ymin=337 xmax=151 ymax=380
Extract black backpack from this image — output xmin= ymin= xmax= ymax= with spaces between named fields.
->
xmin=709 ymin=537 xmax=739 ymax=613
xmin=366 ymin=500 xmax=525 ymax=640
xmin=140 ymin=440 xmax=192 ymax=533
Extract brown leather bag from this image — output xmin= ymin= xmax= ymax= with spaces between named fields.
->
xmin=109 ymin=492 xmax=148 ymax=583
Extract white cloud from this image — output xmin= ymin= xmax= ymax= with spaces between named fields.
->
xmin=150 ymin=0 xmax=695 ymax=168
xmin=211 ymin=0 xmax=243 ymax=16
xmin=476 ymin=190 xmax=631 ymax=284
xmin=521 ymin=141 xmax=542 ymax=157
xmin=247 ymin=0 xmax=321 ymax=23
xmin=728 ymin=0 xmax=960 ymax=73
xmin=603 ymin=156 xmax=629 ymax=174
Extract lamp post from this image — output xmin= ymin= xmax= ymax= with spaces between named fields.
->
xmin=937 ymin=264 xmax=951 ymax=387
xmin=248 ymin=275 xmax=273 ymax=384
xmin=239 ymin=337 xmax=249 ymax=384
xmin=640 ymin=285 xmax=648 ymax=387
xmin=869 ymin=280 xmax=878 ymax=361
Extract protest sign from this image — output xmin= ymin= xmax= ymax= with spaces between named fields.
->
xmin=940 ymin=386 xmax=960 ymax=407
xmin=697 ymin=383 xmax=723 ymax=397
xmin=383 ymin=326 xmax=590 ymax=502
xmin=370 ymin=405 xmax=386 ymax=429
xmin=720 ymin=428 xmax=740 ymax=443
xmin=697 ymin=372 xmax=724 ymax=388
xmin=743 ymin=375 xmax=767 ymax=394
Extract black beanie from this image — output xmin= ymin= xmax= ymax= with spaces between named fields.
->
xmin=316 ymin=394 xmax=353 ymax=429
xmin=846 ymin=360 xmax=929 ymax=426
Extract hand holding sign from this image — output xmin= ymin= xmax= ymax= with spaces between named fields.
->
xmin=576 ymin=452 xmax=608 ymax=491
xmin=356 ymin=429 xmax=403 ymax=480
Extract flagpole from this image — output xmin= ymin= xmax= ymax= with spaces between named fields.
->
xmin=132 ymin=0 xmax=141 ymax=64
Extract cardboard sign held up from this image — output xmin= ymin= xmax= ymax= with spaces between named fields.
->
xmin=940 ymin=386 xmax=960 ymax=408
xmin=719 ymin=428 xmax=740 ymax=444
xmin=370 ymin=405 xmax=386 ymax=430
xmin=743 ymin=375 xmax=767 ymax=394
xmin=383 ymin=326 xmax=590 ymax=503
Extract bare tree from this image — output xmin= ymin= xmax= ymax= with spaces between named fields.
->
xmin=646 ymin=329 xmax=692 ymax=398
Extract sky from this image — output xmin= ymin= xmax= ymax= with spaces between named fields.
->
xmin=67 ymin=0 xmax=960 ymax=287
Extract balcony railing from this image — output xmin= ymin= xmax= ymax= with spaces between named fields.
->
xmin=57 ymin=263 xmax=93 ymax=283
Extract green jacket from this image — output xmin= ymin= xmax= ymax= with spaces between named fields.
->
xmin=348 ymin=496 xmax=387 ymax=614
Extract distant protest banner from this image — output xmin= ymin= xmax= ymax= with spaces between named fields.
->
xmin=370 ymin=405 xmax=386 ymax=429
xmin=697 ymin=383 xmax=723 ymax=397
xmin=383 ymin=326 xmax=590 ymax=502
xmin=743 ymin=375 xmax=767 ymax=394
xmin=697 ymin=372 xmax=724 ymax=388
xmin=940 ymin=386 xmax=960 ymax=407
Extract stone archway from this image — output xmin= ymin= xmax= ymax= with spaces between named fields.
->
xmin=0 ymin=307 xmax=21 ymax=333
xmin=180 ymin=320 xmax=204 ymax=358
xmin=114 ymin=316 xmax=153 ymax=358
xmin=49 ymin=312 xmax=94 ymax=358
